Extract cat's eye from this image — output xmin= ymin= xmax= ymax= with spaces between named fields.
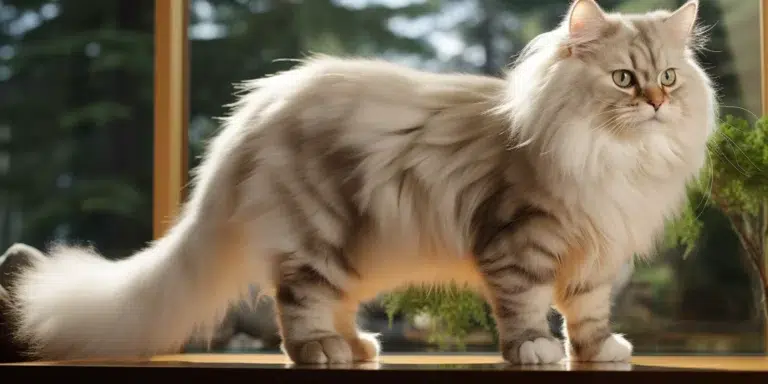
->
xmin=612 ymin=70 xmax=635 ymax=88
xmin=660 ymin=68 xmax=677 ymax=86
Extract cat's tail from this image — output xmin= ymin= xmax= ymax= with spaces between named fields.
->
xmin=7 ymin=123 xmax=253 ymax=361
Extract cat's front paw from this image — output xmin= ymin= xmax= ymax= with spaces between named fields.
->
xmin=503 ymin=337 xmax=565 ymax=365
xmin=282 ymin=335 xmax=353 ymax=365
xmin=570 ymin=333 xmax=633 ymax=362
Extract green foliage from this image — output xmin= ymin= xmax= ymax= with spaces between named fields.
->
xmin=708 ymin=115 xmax=768 ymax=214
xmin=670 ymin=114 xmax=768 ymax=249
xmin=664 ymin=187 xmax=706 ymax=258
xmin=2 ymin=0 xmax=440 ymax=251
xmin=1 ymin=0 xmax=157 ymax=252
xmin=668 ymin=114 xmax=768 ymax=320
xmin=381 ymin=284 xmax=495 ymax=350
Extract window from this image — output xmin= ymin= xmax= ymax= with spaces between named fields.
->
xmin=2 ymin=0 xmax=764 ymax=362
xmin=0 ymin=1 xmax=155 ymax=260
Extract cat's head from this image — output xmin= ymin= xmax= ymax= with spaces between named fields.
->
xmin=506 ymin=0 xmax=717 ymax=181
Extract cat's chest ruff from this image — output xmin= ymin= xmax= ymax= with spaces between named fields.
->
xmin=567 ymin=176 xmax=686 ymax=258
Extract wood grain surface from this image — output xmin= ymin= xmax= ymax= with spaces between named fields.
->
xmin=4 ymin=353 xmax=767 ymax=371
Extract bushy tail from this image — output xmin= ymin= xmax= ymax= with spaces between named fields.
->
xmin=8 ymin=123 xmax=253 ymax=361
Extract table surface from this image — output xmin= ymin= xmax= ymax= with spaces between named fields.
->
xmin=4 ymin=353 xmax=768 ymax=371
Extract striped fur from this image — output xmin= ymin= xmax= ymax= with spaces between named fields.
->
xmin=6 ymin=0 xmax=714 ymax=365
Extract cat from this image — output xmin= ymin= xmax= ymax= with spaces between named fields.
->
xmin=5 ymin=0 xmax=715 ymax=365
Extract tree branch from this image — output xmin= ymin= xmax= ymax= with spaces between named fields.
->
xmin=760 ymin=200 xmax=768 ymax=250
xmin=727 ymin=213 xmax=768 ymax=320
xmin=741 ymin=212 xmax=754 ymax=238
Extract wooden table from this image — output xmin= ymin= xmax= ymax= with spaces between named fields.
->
xmin=2 ymin=353 xmax=767 ymax=382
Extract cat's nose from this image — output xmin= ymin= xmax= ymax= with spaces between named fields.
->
xmin=643 ymin=86 xmax=665 ymax=111
xmin=647 ymin=99 xmax=663 ymax=111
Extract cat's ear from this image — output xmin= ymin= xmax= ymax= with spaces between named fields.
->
xmin=567 ymin=0 xmax=608 ymax=40
xmin=665 ymin=0 xmax=699 ymax=43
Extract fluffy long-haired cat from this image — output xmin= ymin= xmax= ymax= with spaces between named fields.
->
xmin=6 ymin=0 xmax=715 ymax=365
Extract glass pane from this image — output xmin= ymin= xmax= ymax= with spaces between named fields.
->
xmin=186 ymin=0 xmax=765 ymax=355
xmin=0 ymin=1 xmax=155 ymax=271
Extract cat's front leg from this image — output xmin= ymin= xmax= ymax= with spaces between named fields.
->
xmin=556 ymin=283 xmax=633 ymax=362
xmin=474 ymin=222 xmax=566 ymax=365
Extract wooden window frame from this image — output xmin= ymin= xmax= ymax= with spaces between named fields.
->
xmin=760 ymin=0 xmax=768 ymax=354
xmin=153 ymin=0 xmax=768 ymax=355
xmin=153 ymin=0 xmax=189 ymax=239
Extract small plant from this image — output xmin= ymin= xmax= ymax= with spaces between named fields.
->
xmin=381 ymin=283 xmax=495 ymax=350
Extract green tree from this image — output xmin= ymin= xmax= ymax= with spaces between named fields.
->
xmin=188 ymin=0 xmax=437 ymax=167
xmin=0 ymin=0 xmax=437 ymax=257
xmin=0 ymin=0 xmax=155 ymax=258
xmin=668 ymin=115 xmax=768 ymax=321
xmin=424 ymin=0 xmax=626 ymax=75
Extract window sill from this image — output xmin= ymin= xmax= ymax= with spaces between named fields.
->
xmin=2 ymin=353 xmax=766 ymax=382
xmin=146 ymin=353 xmax=768 ymax=371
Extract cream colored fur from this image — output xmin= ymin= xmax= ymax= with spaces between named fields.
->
xmin=7 ymin=0 xmax=715 ymax=364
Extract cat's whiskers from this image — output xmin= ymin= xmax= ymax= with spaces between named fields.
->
xmin=714 ymin=122 xmax=764 ymax=173
xmin=592 ymin=107 xmax=623 ymax=120
xmin=706 ymin=141 xmax=750 ymax=177
xmin=690 ymin=148 xmax=715 ymax=222
xmin=591 ymin=114 xmax=624 ymax=133
xmin=605 ymin=113 xmax=634 ymax=136
xmin=592 ymin=96 xmax=622 ymax=106
xmin=719 ymin=105 xmax=759 ymax=122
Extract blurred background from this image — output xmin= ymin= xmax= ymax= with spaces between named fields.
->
xmin=0 ymin=0 xmax=765 ymax=356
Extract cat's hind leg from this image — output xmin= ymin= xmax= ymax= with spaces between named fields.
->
xmin=275 ymin=255 xmax=357 ymax=364
xmin=333 ymin=302 xmax=380 ymax=362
